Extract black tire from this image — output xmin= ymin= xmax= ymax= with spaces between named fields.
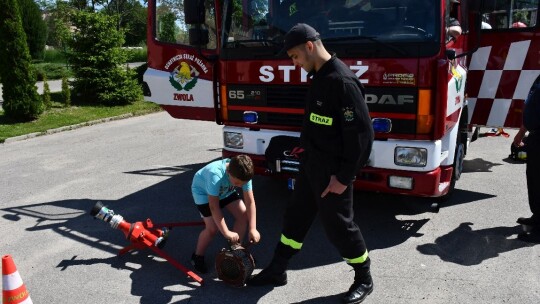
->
xmin=437 ymin=131 xmax=466 ymax=202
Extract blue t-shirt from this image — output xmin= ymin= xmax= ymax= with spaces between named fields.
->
xmin=191 ymin=159 xmax=253 ymax=205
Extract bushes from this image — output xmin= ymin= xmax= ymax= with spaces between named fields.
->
xmin=42 ymin=75 xmax=52 ymax=109
xmin=67 ymin=11 xmax=142 ymax=105
xmin=134 ymin=63 xmax=148 ymax=85
xmin=125 ymin=47 xmax=147 ymax=63
xmin=43 ymin=48 xmax=68 ymax=63
xmin=34 ymin=63 xmax=71 ymax=81
xmin=61 ymin=75 xmax=71 ymax=107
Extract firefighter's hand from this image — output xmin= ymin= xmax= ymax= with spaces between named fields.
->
xmin=513 ymin=135 xmax=525 ymax=147
xmin=224 ymin=231 xmax=240 ymax=243
xmin=321 ymin=175 xmax=347 ymax=198
xmin=249 ymin=229 xmax=261 ymax=244
xmin=513 ymin=126 xmax=527 ymax=147
xmin=513 ymin=139 xmax=525 ymax=147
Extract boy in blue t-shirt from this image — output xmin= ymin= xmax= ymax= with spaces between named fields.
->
xmin=190 ymin=155 xmax=260 ymax=273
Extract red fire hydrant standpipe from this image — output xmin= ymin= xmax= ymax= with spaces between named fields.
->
xmin=90 ymin=201 xmax=205 ymax=285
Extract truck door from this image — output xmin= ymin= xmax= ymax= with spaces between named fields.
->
xmin=144 ymin=0 xmax=219 ymax=121
xmin=466 ymin=0 xmax=540 ymax=129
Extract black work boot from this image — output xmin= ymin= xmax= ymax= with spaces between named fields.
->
xmin=343 ymin=266 xmax=373 ymax=304
xmin=518 ymin=227 xmax=540 ymax=243
xmin=517 ymin=216 xmax=540 ymax=227
xmin=246 ymin=255 xmax=288 ymax=287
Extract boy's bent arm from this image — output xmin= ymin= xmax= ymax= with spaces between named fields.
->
xmin=208 ymin=195 xmax=231 ymax=236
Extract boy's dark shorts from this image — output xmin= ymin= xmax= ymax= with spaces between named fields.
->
xmin=197 ymin=191 xmax=241 ymax=218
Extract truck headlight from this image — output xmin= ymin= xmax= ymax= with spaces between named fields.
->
xmin=224 ymin=132 xmax=243 ymax=149
xmin=394 ymin=147 xmax=427 ymax=167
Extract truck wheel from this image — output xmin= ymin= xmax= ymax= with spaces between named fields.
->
xmin=438 ymin=133 xmax=465 ymax=202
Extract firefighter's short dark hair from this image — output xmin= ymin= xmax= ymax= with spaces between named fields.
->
xmin=228 ymin=155 xmax=254 ymax=182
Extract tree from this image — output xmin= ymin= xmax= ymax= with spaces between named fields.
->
xmin=67 ymin=11 xmax=141 ymax=105
xmin=44 ymin=1 xmax=75 ymax=49
xmin=101 ymin=0 xmax=147 ymax=46
xmin=122 ymin=1 xmax=147 ymax=46
xmin=18 ymin=0 xmax=48 ymax=60
xmin=159 ymin=11 xmax=177 ymax=43
xmin=0 ymin=0 xmax=44 ymax=120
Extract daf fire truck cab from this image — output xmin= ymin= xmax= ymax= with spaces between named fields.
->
xmin=143 ymin=0 xmax=540 ymax=199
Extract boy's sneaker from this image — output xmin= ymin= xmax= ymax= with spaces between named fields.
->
xmin=191 ymin=253 xmax=208 ymax=273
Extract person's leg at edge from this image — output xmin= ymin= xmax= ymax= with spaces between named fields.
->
xmin=247 ymin=169 xmax=318 ymax=286
xmin=519 ymin=133 xmax=540 ymax=242
xmin=317 ymin=185 xmax=373 ymax=304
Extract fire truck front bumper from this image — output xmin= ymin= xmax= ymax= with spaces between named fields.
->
xmin=354 ymin=165 xmax=453 ymax=197
xmin=222 ymin=127 xmax=454 ymax=197
xmin=222 ymin=149 xmax=454 ymax=197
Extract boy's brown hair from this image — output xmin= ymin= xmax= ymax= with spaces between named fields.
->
xmin=228 ymin=155 xmax=254 ymax=182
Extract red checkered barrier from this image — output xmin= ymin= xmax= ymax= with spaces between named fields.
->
xmin=467 ymin=39 xmax=540 ymax=128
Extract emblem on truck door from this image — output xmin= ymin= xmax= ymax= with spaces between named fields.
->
xmin=165 ymin=54 xmax=209 ymax=92
xmin=169 ymin=61 xmax=199 ymax=91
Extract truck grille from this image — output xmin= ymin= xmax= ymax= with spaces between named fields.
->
xmin=266 ymin=86 xmax=307 ymax=108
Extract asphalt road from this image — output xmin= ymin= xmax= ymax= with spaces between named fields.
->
xmin=1 ymin=113 xmax=538 ymax=304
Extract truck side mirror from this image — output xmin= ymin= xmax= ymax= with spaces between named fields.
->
xmin=481 ymin=0 xmax=497 ymax=11
xmin=468 ymin=0 xmax=481 ymax=12
xmin=185 ymin=0 xmax=206 ymax=24
xmin=446 ymin=49 xmax=456 ymax=60
xmin=189 ymin=28 xmax=209 ymax=46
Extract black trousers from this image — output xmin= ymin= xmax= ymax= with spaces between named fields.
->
xmin=527 ymin=132 xmax=540 ymax=219
xmin=279 ymin=165 xmax=369 ymax=262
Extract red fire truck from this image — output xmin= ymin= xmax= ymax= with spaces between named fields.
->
xmin=143 ymin=0 xmax=539 ymax=198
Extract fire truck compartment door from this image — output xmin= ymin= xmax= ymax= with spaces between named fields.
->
xmin=144 ymin=63 xmax=216 ymax=122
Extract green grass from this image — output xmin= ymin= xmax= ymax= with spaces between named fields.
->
xmin=0 ymin=94 xmax=161 ymax=143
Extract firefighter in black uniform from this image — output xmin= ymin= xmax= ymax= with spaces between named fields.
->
xmin=515 ymin=81 xmax=540 ymax=243
xmin=247 ymin=23 xmax=375 ymax=304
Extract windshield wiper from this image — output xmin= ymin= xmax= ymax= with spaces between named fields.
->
xmin=322 ymin=36 xmax=407 ymax=56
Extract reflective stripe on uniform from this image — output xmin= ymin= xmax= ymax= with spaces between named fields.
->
xmin=343 ymin=250 xmax=369 ymax=264
xmin=280 ymin=234 xmax=303 ymax=250
xmin=309 ymin=113 xmax=333 ymax=126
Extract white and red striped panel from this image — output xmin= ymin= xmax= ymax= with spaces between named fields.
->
xmin=466 ymin=39 xmax=540 ymax=128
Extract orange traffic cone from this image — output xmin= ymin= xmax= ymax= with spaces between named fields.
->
xmin=2 ymin=255 xmax=33 ymax=304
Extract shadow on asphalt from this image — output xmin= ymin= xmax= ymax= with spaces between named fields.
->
xmin=462 ymin=157 xmax=503 ymax=173
xmin=502 ymin=156 xmax=528 ymax=165
xmin=417 ymin=222 xmax=533 ymax=266
xmin=2 ymin=158 xmax=529 ymax=303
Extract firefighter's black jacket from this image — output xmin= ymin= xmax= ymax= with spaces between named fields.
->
xmin=300 ymin=54 xmax=374 ymax=186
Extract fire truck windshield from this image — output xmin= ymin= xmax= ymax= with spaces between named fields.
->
xmin=223 ymin=0 xmax=441 ymax=50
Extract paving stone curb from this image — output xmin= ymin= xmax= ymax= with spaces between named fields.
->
xmin=2 ymin=113 xmax=134 ymax=144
